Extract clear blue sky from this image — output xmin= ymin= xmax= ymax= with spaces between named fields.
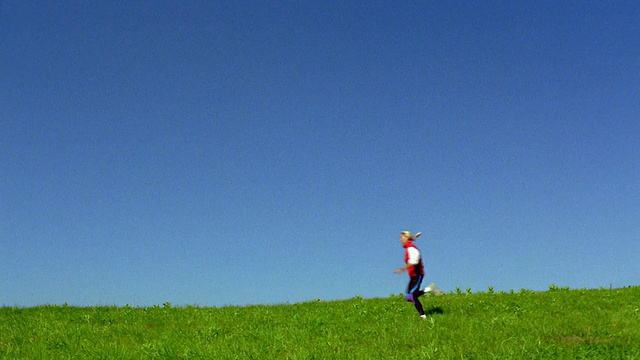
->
xmin=2 ymin=1 xmax=638 ymax=307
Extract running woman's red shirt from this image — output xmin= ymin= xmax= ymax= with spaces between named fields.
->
xmin=403 ymin=241 xmax=424 ymax=277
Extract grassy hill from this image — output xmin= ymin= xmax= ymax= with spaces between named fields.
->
xmin=2 ymin=286 xmax=639 ymax=359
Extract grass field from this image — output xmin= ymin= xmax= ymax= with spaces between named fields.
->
xmin=1 ymin=286 xmax=638 ymax=359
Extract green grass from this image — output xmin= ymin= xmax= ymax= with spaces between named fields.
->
xmin=2 ymin=286 xmax=639 ymax=359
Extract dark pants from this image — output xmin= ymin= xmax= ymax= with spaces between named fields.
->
xmin=405 ymin=275 xmax=425 ymax=315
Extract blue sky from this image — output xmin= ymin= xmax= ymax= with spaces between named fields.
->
xmin=1 ymin=1 xmax=638 ymax=307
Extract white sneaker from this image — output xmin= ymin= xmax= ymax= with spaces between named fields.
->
xmin=423 ymin=283 xmax=443 ymax=296
xmin=420 ymin=314 xmax=427 ymax=319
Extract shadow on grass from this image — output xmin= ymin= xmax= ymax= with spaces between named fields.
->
xmin=425 ymin=306 xmax=444 ymax=316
